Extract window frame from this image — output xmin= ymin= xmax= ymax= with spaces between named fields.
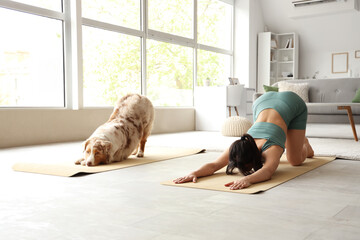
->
xmin=0 ymin=0 xmax=64 ymax=19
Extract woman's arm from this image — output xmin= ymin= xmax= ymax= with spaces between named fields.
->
xmin=225 ymin=146 xmax=283 ymax=190
xmin=173 ymin=148 xmax=230 ymax=184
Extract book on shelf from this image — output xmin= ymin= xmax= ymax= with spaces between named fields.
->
xmin=285 ymin=39 xmax=290 ymax=48
xmin=284 ymin=38 xmax=293 ymax=49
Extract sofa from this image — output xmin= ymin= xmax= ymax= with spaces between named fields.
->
xmin=254 ymin=78 xmax=360 ymax=123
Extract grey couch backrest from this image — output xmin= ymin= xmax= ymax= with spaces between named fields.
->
xmin=273 ymin=78 xmax=360 ymax=103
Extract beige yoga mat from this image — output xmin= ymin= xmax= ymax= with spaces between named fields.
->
xmin=162 ymin=156 xmax=335 ymax=194
xmin=12 ymin=146 xmax=205 ymax=177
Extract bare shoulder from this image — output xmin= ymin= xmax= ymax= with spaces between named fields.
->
xmin=262 ymin=146 xmax=283 ymax=171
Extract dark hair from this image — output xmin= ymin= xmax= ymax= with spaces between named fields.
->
xmin=226 ymin=134 xmax=263 ymax=176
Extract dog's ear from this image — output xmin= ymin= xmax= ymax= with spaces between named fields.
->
xmin=82 ymin=139 xmax=91 ymax=152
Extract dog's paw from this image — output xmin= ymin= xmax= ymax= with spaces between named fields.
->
xmin=136 ymin=150 xmax=144 ymax=158
xmin=74 ymin=158 xmax=84 ymax=165
xmin=75 ymin=158 xmax=89 ymax=166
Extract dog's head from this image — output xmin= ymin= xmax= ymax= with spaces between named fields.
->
xmin=83 ymin=138 xmax=112 ymax=166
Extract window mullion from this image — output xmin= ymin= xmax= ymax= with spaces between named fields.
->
xmin=142 ymin=0 xmax=148 ymax=96
xmin=82 ymin=18 xmax=144 ymax=38
xmin=197 ymin=43 xmax=233 ymax=56
xmin=70 ymin=0 xmax=83 ymax=109
xmin=147 ymin=29 xmax=196 ymax=48
xmin=63 ymin=0 xmax=72 ymax=109
xmin=193 ymin=0 xmax=198 ymax=92
xmin=230 ymin=0 xmax=234 ymax=77
xmin=0 ymin=0 xmax=64 ymax=20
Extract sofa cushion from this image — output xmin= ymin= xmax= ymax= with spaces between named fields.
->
xmin=352 ymin=89 xmax=360 ymax=103
xmin=263 ymin=84 xmax=279 ymax=92
xmin=274 ymin=78 xmax=360 ymax=103
xmin=278 ymin=81 xmax=309 ymax=102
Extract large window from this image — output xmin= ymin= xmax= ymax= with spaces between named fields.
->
xmin=197 ymin=49 xmax=231 ymax=87
xmin=82 ymin=0 xmax=140 ymax=30
xmin=147 ymin=40 xmax=193 ymax=106
xmin=81 ymin=0 xmax=142 ymax=107
xmin=198 ymin=0 xmax=233 ymax=50
xmin=82 ymin=27 xmax=141 ymax=106
xmin=148 ymin=0 xmax=193 ymax=38
xmin=0 ymin=4 xmax=64 ymax=107
xmin=0 ymin=0 xmax=233 ymax=108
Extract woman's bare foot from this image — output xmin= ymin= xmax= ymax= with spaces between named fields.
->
xmin=304 ymin=137 xmax=314 ymax=158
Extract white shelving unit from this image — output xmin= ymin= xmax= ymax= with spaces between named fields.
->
xmin=257 ymin=32 xmax=299 ymax=92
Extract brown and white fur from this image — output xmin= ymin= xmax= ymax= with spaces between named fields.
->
xmin=75 ymin=94 xmax=154 ymax=166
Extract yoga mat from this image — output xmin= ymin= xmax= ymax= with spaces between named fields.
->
xmin=161 ymin=156 xmax=335 ymax=194
xmin=12 ymin=146 xmax=205 ymax=177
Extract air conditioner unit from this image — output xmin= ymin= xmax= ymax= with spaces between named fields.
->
xmin=292 ymin=0 xmax=344 ymax=7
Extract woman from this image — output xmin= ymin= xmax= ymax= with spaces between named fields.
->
xmin=173 ymin=91 xmax=314 ymax=190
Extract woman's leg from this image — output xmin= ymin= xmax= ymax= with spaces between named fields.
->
xmin=285 ymin=129 xmax=314 ymax=166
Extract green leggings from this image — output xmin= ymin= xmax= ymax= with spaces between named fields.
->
xmin=247 ymin=91 xmax=307 ymax=152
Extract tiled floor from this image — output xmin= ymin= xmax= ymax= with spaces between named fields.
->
xmin=0 ymin=133 xmax=360 ymax=240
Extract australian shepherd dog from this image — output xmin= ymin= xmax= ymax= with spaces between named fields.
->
xmin=75 ymin=94 xmax=154 ymax=166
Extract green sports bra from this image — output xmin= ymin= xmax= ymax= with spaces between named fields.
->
xmin=247 ymin=122 xmax=286 ymax=152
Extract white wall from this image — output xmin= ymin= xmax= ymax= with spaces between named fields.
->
xmin=259 ymin=0 xmax=360 ymax=79
xmin=0 ymin=108 xmax=195 ymax=148
xmin=234 ymin=0 xmax=265 ymax=88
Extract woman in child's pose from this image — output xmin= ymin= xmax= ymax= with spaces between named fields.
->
xmin=174 ymin=91 xmax=314 ymax=190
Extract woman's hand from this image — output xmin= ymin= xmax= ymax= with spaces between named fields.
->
xmin=173 ymin=173 xmax=198 ymax=184
xmin=224 ymin=177 xmax=251 ymax=190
